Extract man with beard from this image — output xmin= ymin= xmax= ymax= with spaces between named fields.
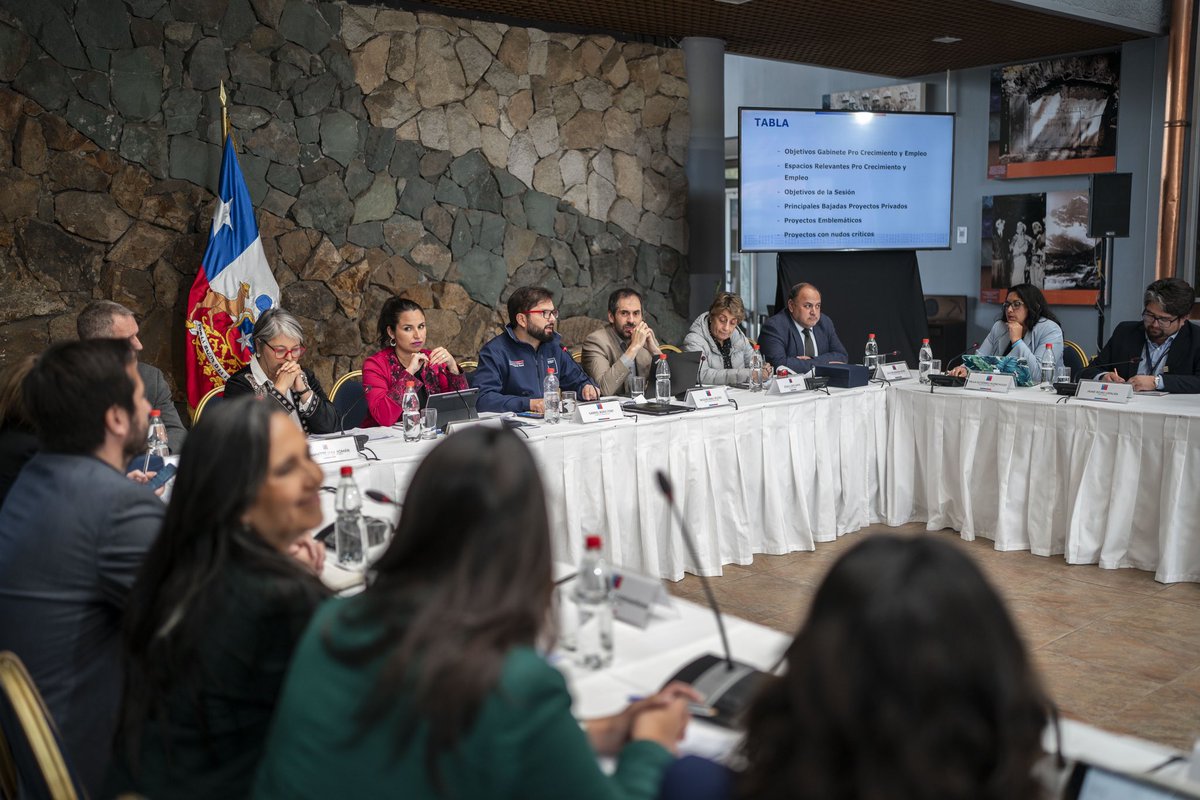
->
xmin=0 ymin=338 xmax=165 ymax=795
xmin=475 ymin=286 xmax=600 ymax=413
xmin=1081 ymin=277 xmax=1200 ymax=393
xmin=581 ymin=288 xmax=663 ymax=396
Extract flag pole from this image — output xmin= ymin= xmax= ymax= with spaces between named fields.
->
xmin=219 ymin=80 xmax=235 ymax=149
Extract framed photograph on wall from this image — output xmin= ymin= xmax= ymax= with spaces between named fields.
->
xmin=822 ymin=82 xmax=928 ymax=112
xmin=987 ymin=52 xmax=1120 ymax=179
xmin=981 ymin=191 xmax=1099 ymax=306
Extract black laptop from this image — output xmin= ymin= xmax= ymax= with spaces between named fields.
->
xmin=625 ymin=351 xmax=703 ymax=416
xmin=427 ymin=387 xmax=479 ymax=426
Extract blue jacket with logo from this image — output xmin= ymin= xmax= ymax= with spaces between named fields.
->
xmin=475 ymin=326 xmax=597 ymax=412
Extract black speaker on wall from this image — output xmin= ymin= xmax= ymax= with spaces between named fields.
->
xmin=1087 ymin=172 xmax=1132 ymax=238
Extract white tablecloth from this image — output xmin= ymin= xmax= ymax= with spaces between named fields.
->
xmin=884 ymin=381 xmax=1200 ymax=583
xmin=321 ymin=385 xmax=888 ymax=581
xmin=319 ymin=377 xmax=1200 ymax=584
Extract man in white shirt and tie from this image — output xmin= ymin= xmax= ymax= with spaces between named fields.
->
xmin=759 ymin=282 xmax=849 ymax=374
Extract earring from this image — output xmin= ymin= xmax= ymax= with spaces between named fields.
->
xmin=388 ymin=337 xmax=397 ymax=347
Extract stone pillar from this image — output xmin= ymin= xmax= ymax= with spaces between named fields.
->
xmin=681 ymin=37 xmax=726 ymax=319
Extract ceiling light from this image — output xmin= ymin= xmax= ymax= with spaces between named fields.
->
xmin=932 ymin=35 xmax=962 ymax=44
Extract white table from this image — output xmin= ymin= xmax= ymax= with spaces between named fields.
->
xmin=319 ymin=384 xmax=888 ymax=580
xmin=564 ymin=581 xmax=1198 ymax=792
xmin=885 ymin=380 xmax=1200 ymax=583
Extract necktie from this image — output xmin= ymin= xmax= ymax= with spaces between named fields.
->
xmin=803 ymin=328 xmax=816 ymax=358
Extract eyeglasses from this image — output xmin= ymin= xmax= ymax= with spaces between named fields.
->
xmin=525 ymin=308 xmax=560 ymax=320
xmin=1142 ymin=310 xmax=1181 ymax=326
xmin=1002 ymin=301 xmax=1025 ymax=310
xmin=267 ymin=344 xmax=307 ymax=358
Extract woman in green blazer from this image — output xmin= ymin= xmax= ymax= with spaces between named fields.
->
xmin=253 ymin=426 xmax=694 ymax=800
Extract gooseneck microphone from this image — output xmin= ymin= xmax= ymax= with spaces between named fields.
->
xmin=655 ymin=470 xmax=766 ymax=728
xmin=364 ymin=489 xmax=398 ymax=506
xmin=1080 ymin=356 xmax=1139 ymax=377
xmin=944 ymin=342 xmax=981 ymax=370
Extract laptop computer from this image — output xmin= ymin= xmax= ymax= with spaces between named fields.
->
xmin=427 ymin=387 xmax=479 ymax=426
xmin=961 ymin=353 xmax=1035 ymax=387
xmin=666 ymin=350 xmax=702 ymax=398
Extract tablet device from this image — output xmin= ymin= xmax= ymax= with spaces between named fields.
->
xmin=427 ymin=388 xmax=479 ymax=426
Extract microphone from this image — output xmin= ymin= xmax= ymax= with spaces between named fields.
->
xmin=944 ymin=343 xmax=980 ymax=370
xmin=338 ymin=389 xmax=369 ymax=436
xmin=655 ymin=470 xmax=766 ymax=728
xmin=1080 ymin=356 xmax=1139 ymax=378
xmin=365 ymin=489 xmax=398 ymax=506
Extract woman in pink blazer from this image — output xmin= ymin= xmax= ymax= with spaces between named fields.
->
xmin=361 ymin=298 xmax=468 ymax=427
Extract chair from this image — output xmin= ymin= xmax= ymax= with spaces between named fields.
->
xmin=1062 ymin=340 xmax=1088 ymax=381
xmin=330 ymin=370 xmax=365 ymax=427
xmin=191 ymin=385 xmax=224 ymax=425
xmin=569 ymin=346 xmax=583 ymax=364
xmin=660 ymin=344 xmax=683 ymax=354
xmin=0 ymin=651 xmax=83 ymax=800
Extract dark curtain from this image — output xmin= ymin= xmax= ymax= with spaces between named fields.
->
xmin=775 ymin=251 xmax=929 ymax=368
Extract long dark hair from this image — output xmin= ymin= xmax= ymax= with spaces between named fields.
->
xmin=328 ymin=426 xmax=552 ymax=786
xmin=119 ymin=399 xmax=327 ymax=755
xmin=376 ymin=296 xmax=424 ymax=350
xmin=737 ymin=535 xmax=1049 ymax=800
xmin=1001 ymin=283 xmax=1060 ymax=330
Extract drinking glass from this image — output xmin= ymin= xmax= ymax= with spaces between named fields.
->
xmin=626 ymin=375 xmax=645 ymax=397
xmin=561 ymin=390 xmax=577 ymax=417
xmin=929 ymin=359 xmax=941 ymax=376
xmin=420 ymin=408 xmax=438 ymax=439
xmin=1055 ymin=366 xmax=1072 ymax=384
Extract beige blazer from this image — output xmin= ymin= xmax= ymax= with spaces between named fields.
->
xmin=582 ymin=326 xmax=656 ymax=396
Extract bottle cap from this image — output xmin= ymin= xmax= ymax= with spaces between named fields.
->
xmin=868 ymin=333 xmax=876 ymax=339
xmin=921 ymin=338 xmax=929 ymax=344
xmin=406 ymin=380 xmax=415 ymax=387
xmin=753 ymin=343 xmax=760 ymax=350
xmin=340 ymin=466 xmax=353 ymax=476
xmin=1045 ymin=343 xmax=1053 ymax=348
xmin=659 ymin=353 xmax=667 ymax=360
xmin=150 ymin=409 xmax=161 ymax=417
xmin=585 ymin=534 xmax=602 ymax=550
xmin=547 ymin=367 xmax=556 ymax=374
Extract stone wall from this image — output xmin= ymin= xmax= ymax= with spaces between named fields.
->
xmin=0 ymin=0 xmax=690 ymax=401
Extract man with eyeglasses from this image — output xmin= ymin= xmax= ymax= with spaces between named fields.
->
xmin=759 ymin=282 xmax=848 ymax=374
xmin=224 ymin=308 xmax=340 ymax=432
xmin=475 ymin=286 xmax=600 ymax=413
xmin=77 ymin=300 xmax=187 ymax=452
xmin=1080 ymin=278 xmax=1200 ymax=393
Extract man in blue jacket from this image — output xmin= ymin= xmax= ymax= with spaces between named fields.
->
xmin=475 ymin=286 xmax=600 ymax=413
xmin=759 ymin=282 xmax=849 ymax=373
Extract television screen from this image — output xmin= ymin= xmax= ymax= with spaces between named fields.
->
xmin=738 ymin=108 xmax=955 ymax=252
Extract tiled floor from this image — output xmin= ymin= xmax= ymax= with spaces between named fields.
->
xmin=666 ymin=523 xmax=1200 ymax=751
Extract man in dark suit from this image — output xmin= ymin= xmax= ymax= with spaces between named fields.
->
xmin=759 ymin=282 xmax=849 ymax=373
xmin=0 ymin=339 xmax=165 ymax=795
xmin=77 ymin=300 xmax=187 ymax=452
xmin=1080 ymin=277 xmax=1200 ymax=393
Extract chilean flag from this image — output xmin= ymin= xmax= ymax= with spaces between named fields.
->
xmin=184 ymin=136 xmax=279 ymax=409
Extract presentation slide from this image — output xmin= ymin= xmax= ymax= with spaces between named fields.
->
xmin=739 ymin=109 xmax=955 ymax=252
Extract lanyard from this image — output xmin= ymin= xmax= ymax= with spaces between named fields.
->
xmin=1142 ymin=339 xmax=1171 ymax=376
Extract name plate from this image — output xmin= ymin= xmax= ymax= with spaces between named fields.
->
xmin=685 ymin=386 xmax=730 ymax=409
xmin=573 ymin=400 xmax=624 ymax=423
xmin=612 ymin=570 xmax=671 ymax=628
xmin=964 ymin=372 xmax=1015 ymax=394
xmin=1075 ymin=379 xmax=1133 ymax=404
xmin=876 ymin=362 xmax=911 ymax=381
xmin=309 ymin=435 xmax=361 ymax=464
xmin=768 ymin=374 xmax=808 ymax=394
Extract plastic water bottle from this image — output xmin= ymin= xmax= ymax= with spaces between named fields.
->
xmin=543 ymin=367 xmax=560 ymax=424
xmin=146 ymin=410 xmax=169 ymax=457
xmin=749 ymin=344 xmax=765 ymax=392
xmin=918 ymin=338 xmax=934 ymax=383
xmin=655 ymin=353 xmax=672 ymax=401
xmin=1040 ymin=343 xmax=1056 ymax=388
xmin=574 ymin=535 xmax=614 ymax=670
xmin=334 ymin=465 xmax=367 ymax=570
xmin=401 ymin=381 xmax=420 ymax=441
xmin=864 ymin=333 xmax=879 ymax=370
